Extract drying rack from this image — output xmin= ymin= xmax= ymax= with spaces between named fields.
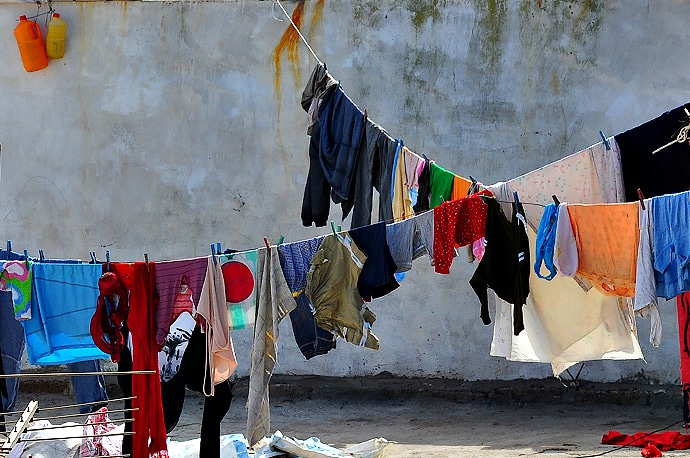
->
xmin=0 ymin=370 xmax=154 ymax=458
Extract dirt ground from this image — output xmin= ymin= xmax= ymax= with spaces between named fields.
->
xmin=8 ymin=374 xmax=690 ymax=457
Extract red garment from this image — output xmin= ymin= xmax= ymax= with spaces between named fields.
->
xmin=433 ymin=192 xmax=490 ymax=274
xmin=602 ymin=430 xmax=690 ymax=456
xmin=678 ymin=293 xmax=690 ymax=425
xmin=113 ymin=262 xmax=169 ymax=458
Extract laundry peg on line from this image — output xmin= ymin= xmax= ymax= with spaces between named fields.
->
xmin=637 ymin=188 xmax=646 ymax=210
xmin=330 ymin=221 xmax=338 ymax=238
xmin=216 ymin=242 xmax=222 ymax=254
xmin=469 ymin=175 xmax=477 ymax=185
xmin=6 ymin=241 xmax=11 ymax=253
xmin=90 ymin=252 xmax=97 ymax=264
xmin=513 ymin=191 xmax=521 ymax=204
xmin=278 ymin=235 xmax=284 ymax=245
xmin=263 ymin=237 xmax=271 ymax=251
xmin=552 ymin=195 xmax=560 ymax=206
xmin=105 ymin=250 xmax=110 ymax=272
xmin=210 ymin=244 xmax=217 ymax=265
xmin=23 ymin=250 xmax=29 ymax=268
xmin=144 ymin=253 xmax=149 ymax=272
xmin=38 ymin=249 xmax=44 ymax=262
xmin=599 ymin=130 xmax=611 ymax=150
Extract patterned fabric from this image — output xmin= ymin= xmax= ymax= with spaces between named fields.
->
xmin=277 ymin=237 xmax=324 ymax=294
xmin=247 ymin=246 xmax=297 ymax=447
xmin=80 ymin=407 xmax=122 ymax=457
xmin=505 ymin=137 xmax=625 ymax=229
xmin=0 ymin=261 xmax=32 ymax=320
xmin=220 ymin=250 xmax=258 ymax=330
xmin=433 ymin=193 xmax=489 ymax=274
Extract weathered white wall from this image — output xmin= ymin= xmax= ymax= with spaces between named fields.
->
xmin=1 ymin=0 xmax=688 ymax=383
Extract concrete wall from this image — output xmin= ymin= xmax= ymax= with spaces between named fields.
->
xmin=0 ymin=0 xmax=688 ymax=383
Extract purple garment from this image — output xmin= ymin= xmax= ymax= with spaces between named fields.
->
xmin=154 ymin=257 xmax=208 ymax=347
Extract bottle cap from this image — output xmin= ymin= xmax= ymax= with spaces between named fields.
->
xmin=53 ymin=13 xmax=60 ymax=18
xmin=19 ymin=15 xmax=27 ymax=20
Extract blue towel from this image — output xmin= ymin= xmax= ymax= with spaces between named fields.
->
xmin=23 ymin=263 xmax=107 ymax=365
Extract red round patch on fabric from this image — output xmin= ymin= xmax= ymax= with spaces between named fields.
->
xmin=222 ymin=260 xmax=254 ymax=303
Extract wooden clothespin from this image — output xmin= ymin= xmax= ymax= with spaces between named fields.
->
xmin=599 ymin=130 xmax=611 ymax=150
xmin=364 ymin=108 xmax=368 ymax=122
xmin=210 ymin=244 xmax=217 ymax=265
xmin=637 ymin=188 xmax=646 ymax=210
xmin=552 ymin=195 xmax=560 ymax=206
xmin=263 ymin=237 xmax=271 ymax=251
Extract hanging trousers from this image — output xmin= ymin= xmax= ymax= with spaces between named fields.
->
xmin=119 ymin=325 xmax=233 ymax=458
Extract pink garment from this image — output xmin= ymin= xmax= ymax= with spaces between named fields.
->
xmin=80 ymin=407 xmax=122 ymax=457
xmin=404 ymin=147 xmax=425 ymax=191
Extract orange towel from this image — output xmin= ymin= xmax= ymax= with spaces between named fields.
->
xmin=567 ymin=202 xmax=639 ymax=297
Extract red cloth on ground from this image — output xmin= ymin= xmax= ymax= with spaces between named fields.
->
xmin=113 ymin=262 xmax=169 ymax=458
xmin=602 ymin=430 xmax=690 ymax=456
xmin=678 ymin=292 xmax=690 ymax=424
xmin=433 ymin=191 xmax=490 ymax=274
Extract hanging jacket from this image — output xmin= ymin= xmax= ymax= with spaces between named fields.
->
xmin=469 ymin=197 xmax=530 ymax=336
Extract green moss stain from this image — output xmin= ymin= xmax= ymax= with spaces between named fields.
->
xmin=354 ymin=0 xmax=383 ymax=28
xmin=473 ymin=0 xmax=507 ymax=71
xmin=406 ymin=0 xmax=441 ymax=32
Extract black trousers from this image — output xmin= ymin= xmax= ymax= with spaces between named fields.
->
xmin=161 ymin=325 xmax=233 ymax=457
xmin=118 ymin=325 xmax=233 ymax=457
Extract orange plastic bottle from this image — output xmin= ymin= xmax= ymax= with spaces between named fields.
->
xmin=14 ymin=15 xmax=49 ymax=72
xmin=46 ymin=12 xmax=66 ymax=59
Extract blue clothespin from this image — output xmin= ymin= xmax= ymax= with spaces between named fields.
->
xmin=23 ymin=250 xmax=29 ymax=268
xmin=513 ymin=191 xmax=521 ymax=204
xmin=105 ymin=250 xmax=110 ymax=272
xmin=210 ymin=244 xmax=217 ymax=265
xmin=90 ymin=252 xmax=97 ymax=264
xmin=216 ymin=242 xmax=222 ymax=254
xmin=6 ymin=240 xmax=11 ymax=253
xmin=599 ymin=130 xmax=611 ymax=150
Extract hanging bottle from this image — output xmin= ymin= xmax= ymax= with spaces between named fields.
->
xmin=46 ymin=12 xmax=66 ymax=59
xmin=14 ymin=15 xmax=49 ymax=72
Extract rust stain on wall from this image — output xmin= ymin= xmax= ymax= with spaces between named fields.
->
xmin=272 ymin=0 xmax=305 ymax=112
xmin=307 ymin=0 xmax=325 ymax=45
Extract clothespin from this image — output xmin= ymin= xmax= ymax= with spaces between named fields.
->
xmin=637 ymin=188 xmax=646 ymax=210
xmin=6 ymin=241 xmax=11 ymax=253
xmin=23 ymin=250 xmax=29 ymax=268
xmin=599 ymin=130 xmax=611 ymax=150
xmin=513 ymin=191 xmax=521 ymax=204
xmin=210 ymin=244 xmax=217 ymax=265
xmin=105 ymin=250 xmax=110 ymax=272
xmin=263 ymin=237 xmax=271 ymax=251
xmin=90 ymin=252 xmax=97 ymax=264
xmin=363 ymin=108 xmax=368 ymax=122
xmin=216 ymin=242 xmax=222 ymax=254
xmin=337 ymin=225 xmax=342 ymax=232
xmin=278 ymin=235 xmax=285 ymax=244
xmin=330 ymin=221 xmax=338 ymax=238
xmin=144 ymin=252 xmax=149 ymax=272
xmin=469 ymin=175 xmax=477 ymax=185
xmin=38 ymin=249 xmax=44 ymax=262
xmin=552 ymin=195 xmax=560 ymax=206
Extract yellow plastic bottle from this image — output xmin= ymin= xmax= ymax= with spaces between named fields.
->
xmin=46 ymin=12 xmax=66 ymax=59
xmin=14 ymin=15 xmax=48 ymax=72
